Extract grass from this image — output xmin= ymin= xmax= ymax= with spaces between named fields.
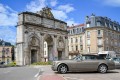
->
xmin=31 ymin=61 xmax=52 ymax=65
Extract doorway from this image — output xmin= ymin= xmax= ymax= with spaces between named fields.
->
xmin=58 ymin=51 xmax=62 ymax=60
xmin=31 ymin=49 xmax=37 ymax=64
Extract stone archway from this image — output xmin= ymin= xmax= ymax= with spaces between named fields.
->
xmin=28 ymin=36 xmax=40 ymax=64
xmin=16 ymin=7 xmax=68 ymax=65
xmin=44 ymin=34 xmax=54 ymax=61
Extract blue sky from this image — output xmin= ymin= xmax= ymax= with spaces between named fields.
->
xmin=0 ymin=0 xmax=120 ymax=44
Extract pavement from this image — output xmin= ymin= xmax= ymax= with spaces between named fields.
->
xmin=39 ymin=74 xmax=65 ymax=80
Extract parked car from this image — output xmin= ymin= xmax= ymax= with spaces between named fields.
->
xmin=107 ymin=57 xmax=120 ymax=69
xmin=51 ymin=54 xmax=115 ymax=74
xmin=0 ymin=61 xmax=5 ymax=65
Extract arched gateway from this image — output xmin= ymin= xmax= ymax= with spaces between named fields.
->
xmin=16 ymin=7 xmax=68 ymax=65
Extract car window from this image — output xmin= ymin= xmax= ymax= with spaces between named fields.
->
xmin=72 ymin=56 xmax=82 ymax=60
xmin=82 ymin=55 xmax=98 ymax=60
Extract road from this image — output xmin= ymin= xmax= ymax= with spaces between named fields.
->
xmin=0 ymin=65 xmax=120 ymax=80
xmin=38 ymin=65 xmax=120 ymax=80
xmin=0 ymin=66 xmax=40 ymax=80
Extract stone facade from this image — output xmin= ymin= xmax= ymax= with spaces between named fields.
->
xmin=16 ymin=7 xmax=68 ymax=65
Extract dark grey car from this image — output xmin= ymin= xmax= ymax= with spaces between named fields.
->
xmin=52 ymin=54 xmax=115 ymax=74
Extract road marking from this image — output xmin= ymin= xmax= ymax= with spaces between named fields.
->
xmin=65 ymin=77 xmax=84 ymax=80
xmin=34 ymin=68 xmax=42 ymax=77
xmin=4 ymin=71 xmax=10 ymax=74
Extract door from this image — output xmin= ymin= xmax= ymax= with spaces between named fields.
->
xmin=31 ymin=49 xmax=37 ymax=64
xmin=58 ymin=51 xmax=62 ymax=60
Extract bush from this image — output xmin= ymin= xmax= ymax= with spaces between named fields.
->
xmin=7 ymin=61 xmax=16 ymax=67
xmin=31 ymin=61 xmax=52 ymax=65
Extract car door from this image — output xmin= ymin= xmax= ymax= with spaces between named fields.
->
xmin=75 ymin=56 xmax=99 ymax=71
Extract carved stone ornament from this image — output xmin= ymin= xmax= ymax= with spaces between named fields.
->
xmin=58 ymin=41 xmax=64 ymax=48
xmin=31 ymin=37 xmax=36 ymax=45
xmin=37 ymin=7 xmax=54 ymax=19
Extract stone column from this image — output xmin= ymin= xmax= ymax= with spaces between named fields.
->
xmin=65 ymin=36 xmax=69 ymax=59
xmin=40 ymin=33 xmax=44 ymax=62
xmin=24 ymin=30 xmax=29 ymax=65
xmin=53 ymin=35 xmax=58 ymax=60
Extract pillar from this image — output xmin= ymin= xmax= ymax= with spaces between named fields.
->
xmin=53 ymin=35 xmax=58 ymax=60
xmin=65 ymin=36 xmax=69 ymax=59
xmin=40 ymin=33 xmax=44 ymax=62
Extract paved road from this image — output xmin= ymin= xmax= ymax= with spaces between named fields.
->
xmin=0 ymin=66 xmax=39 ymax=80
xmin=38 ymin=65 xmax=120 ymax=80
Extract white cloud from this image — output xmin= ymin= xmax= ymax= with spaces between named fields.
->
xmin=0 ymin=3 xmax=18 ymax=27
xmin=52 ymin=10 xmax=67 ymax=20
xmin=66 ymin=19 xmax=79 ymax=26
xmin=0 ymin=26 xmax=16 ymax=44
xmin=0 ymin=3 xmax=17 ymax=44
xmin=26 ymin=0 xmax=46 ymax=12
xmin=97 ymin=0 xmax=120 ymax=7
xmin=57 ymin=4 xmax=75 ymax=13
xmin=26 ymin=0 xmax=77 ymax=26
xmin=50 ymin=0 xmax=57 ymax=7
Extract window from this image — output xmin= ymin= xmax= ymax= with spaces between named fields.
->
xmin=98 ymin=47 xmax=102 ymax=52
xmin=71 ymin=46 xmax=73 ymax=51
xmin=80 ymin=45 xmax=83 ymax=50
xmin=71 ymin=38 xmax=73 ymax=43
xmin=44 ymin=51 xmax=46 ymax=55
xmin=87 ymin=31 xmax=90 ymax=37
xmin=87 ymin=23 xmax=90 ymax=27
xmin=80 ymin=36 xmax=82 ymax=42
xmin=87 ymin=39 xmax=90 ymax=45
xmin=44 ymin=44 xmax=46 ymax=48
xmin=98 ymin=30 xmax=101 ymax=35
xmin=88 ymin=47 xmax=90 ymax=53
xmin=98 ymin=39 xmax=102 ymax=45
xmin=97 ymin=22 xmax=101 ymax=26
xmin=77 ymin=28 xmax=79 ymax=33
xmin=76 ymin=38 xmax=78 ymax=43
xmin=76 ymin=45 xmax=78 ymax=51
xmin=106 ymin=47 xmax=109 ymax=51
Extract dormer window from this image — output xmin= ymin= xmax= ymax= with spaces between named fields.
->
xmin=86 ymin=23 xmax=90 ymax=27
xmin=97 ymin=21 xmax=101 ymax=26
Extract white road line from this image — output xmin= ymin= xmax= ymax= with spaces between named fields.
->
xmin=4 ymin=71 xmax=10 ymax=74
xmin=34 ymin=68 xmax=41 ymax=77
xmin=65 ymin=77 xmax=84 ymax=80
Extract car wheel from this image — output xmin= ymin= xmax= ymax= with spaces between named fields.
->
xmin=98 ymin=64 xmax=107 ymax=73
xmin=58 ymin=64 xmax=68 ymax=74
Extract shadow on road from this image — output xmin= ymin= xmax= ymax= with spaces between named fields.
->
xmin=54 ymin=70 xmax=119 ymax=74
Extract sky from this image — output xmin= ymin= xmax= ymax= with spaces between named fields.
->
xmin=0 ymin=0 xmax=120 ymax=44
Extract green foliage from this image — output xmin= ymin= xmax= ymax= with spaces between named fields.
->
xmin=31 ymin=61 xmax=52 ymax=65
xmin=7 ymin=61 xmax=16 ymax=67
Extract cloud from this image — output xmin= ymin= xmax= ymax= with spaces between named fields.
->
xmin=26 ymin=0 xmax=46 ymax=12
xmin=97 ymin=0 xmax=120 ymax=7
xmin=66 ymin=19 xmax=79 ymax=26
xmin=57 ymin=4 xmax=75 ymax=13
xmin=52 ymin=10 xmax=67 ymax=20
xmin=0 ymin=3 xmax=18 ymax=27
xmin=0 ymin=3 xmax=18 ymax=44
xmin=50 ymin=0 xmax=57 ymax=7
xmin=0 ymin=26 xmax=16 ymax=44
xmin=26 ymin=0 xmax=78 ymax=26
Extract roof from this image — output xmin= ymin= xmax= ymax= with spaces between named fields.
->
xmin=0 ymin=40 xmax=12 ymax=46
xmin=67 ymin=24 xmax=84 ymax=29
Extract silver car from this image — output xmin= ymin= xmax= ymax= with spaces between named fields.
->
xmin=107 ymin=57 xmax=120 ymax=69
xmin=51 ymin=54 xmax=115 ymax=74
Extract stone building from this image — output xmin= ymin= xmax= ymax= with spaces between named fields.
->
xmin=16 ymin=7 xmax=68 ymax=65
xmin=67 ymin=14 xmax=120 ymax=57
xmin=67 ymin=24 xmax=85 ymax=59
xmin=0 ymin=40 xmax=13 ymax=64
xmin=85 ymin=14 xmax=120 ymax=54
